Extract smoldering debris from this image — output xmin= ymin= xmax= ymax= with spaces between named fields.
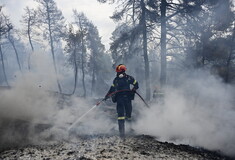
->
xmin=0 ymin=135 xmax=232 ymax=160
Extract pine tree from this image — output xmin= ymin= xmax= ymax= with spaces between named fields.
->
xmin=0 ymin=7 xmax=12 ymax=86
xmin=35 ymin=0 xmax=66 ymax=93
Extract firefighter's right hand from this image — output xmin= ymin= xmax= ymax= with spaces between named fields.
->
xmin=104 ymin=95 xmax=109 ymax=101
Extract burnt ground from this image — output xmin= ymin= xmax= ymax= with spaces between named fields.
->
xmin=0 ymin=134 xmax=233 ymax=160
xmin=0 ymin=97 xmax=234 ymax=160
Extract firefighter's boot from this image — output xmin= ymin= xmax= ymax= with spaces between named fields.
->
xmin=126 ymin=117 xmax=134 ymax=135
xmin=118 ymin=120 xmax=125 ymax=138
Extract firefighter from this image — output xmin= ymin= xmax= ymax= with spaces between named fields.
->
xmin=104 ymin=64 xmax=139 ymax=138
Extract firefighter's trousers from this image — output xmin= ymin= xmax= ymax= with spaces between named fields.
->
xmin=116 ymin=95 xmax=132 ymax=137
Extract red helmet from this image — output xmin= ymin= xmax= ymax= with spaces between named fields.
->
xmin=116 ymin=64 xmax=127 ymax=72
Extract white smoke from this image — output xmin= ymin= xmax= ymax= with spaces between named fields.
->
xmin=0 ymin=52 xmax=58 ymax=122
xmin=0 ymin=51 xmax=114 ymax=149
xmin=134 ymin=70 xmax=235 ymax=156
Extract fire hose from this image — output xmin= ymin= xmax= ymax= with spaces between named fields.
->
xmin=67 ymin=89 xmax=149 ymax=131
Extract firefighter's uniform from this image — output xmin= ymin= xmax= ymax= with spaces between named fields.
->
xmin=105 ymin=64 xmax=139 ymax=138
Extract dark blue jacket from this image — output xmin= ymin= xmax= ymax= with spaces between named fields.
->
xmin=106 ymin=73 xmax=139 ymax=100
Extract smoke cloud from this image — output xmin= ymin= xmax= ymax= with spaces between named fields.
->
xmin=1 ymin=51 xmax=234 ymax=158
xmin=134 ymin=70 xmax=235 ymax=157
xmin=0 ymin=52 xmax=114 ymax=150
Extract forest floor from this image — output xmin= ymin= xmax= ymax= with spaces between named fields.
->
xmin=0 ymin=96 xmax=234 ymax=160
xmin=0 ymin=134 xmax=233 ymax=160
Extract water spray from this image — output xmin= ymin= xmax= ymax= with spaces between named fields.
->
xmin=67 ymin=90 xmax=149 ymax=131
xmin=67 ymin=99 xmax=105 ymax=131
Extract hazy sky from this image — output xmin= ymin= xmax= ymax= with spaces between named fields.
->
xmin=1 ymin=0 xmax=116 ymax=49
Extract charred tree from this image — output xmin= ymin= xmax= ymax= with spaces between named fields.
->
xmin=86 ymin=23 xmax=105 ymax=96
xmin=141 ymin=0 xmax=151 ymax=101
xmin=21 ymin=7 xmax=37 ymax=70
xmin=7 ymin=32 xmax=22 ymax=72
xmin=64 ymin=26 xmax=81 ymax=95
xmin=78 ymin=20 xmax=87 ymax=98
xmin=225 ymin=23 xmax=235 ymax=83
xmin=35 ymin=0 xmax=66 ymax=93
xmin=160 ymin=0 xmax=167 ymax=87
xmin=72 ymin=11 xmax=90 ymax=97
xmin=0 ymin=44 xmax=9 ymax=86
xmin=0 ymin=7 xmax=12 ymax=86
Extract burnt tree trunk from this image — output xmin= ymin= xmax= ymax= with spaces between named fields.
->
xmin=225 ymin=24 xmax=235 ymax=83
xmin=79 ymin=20 xmax=86 ymax=98
xmin=8 ymin=34 xmax=22 ymax=72
xmin=160 ymin=0 xmax=167 ymax=87
xmin=91 ymin=64 xmax=96 ymax=96
xmin=46 ymin=2 xmax=62 ymax=93
xmin=0 ymin=44 xmax=9 ymax=86
xmin=72 ymin=46 xmax=78 ymax=95
xmin=141 ymin=0 xmax=151 ymax=101
xmin=27 ymin=15 xmax=34 ymax=70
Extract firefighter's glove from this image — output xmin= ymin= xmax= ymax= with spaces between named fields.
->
xmin=132 ymin=88 xmax=137 ymax=92
xmin=104 ymin=95 xmax=109 ymax=101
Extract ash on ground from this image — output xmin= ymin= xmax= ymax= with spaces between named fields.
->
xmin=0 ymin=135 xmax=233 ymax=160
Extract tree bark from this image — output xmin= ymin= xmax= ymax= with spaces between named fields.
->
xmin=8 ymin=34 xmax=22 ymax=72
xmin=160 ymin=0 xmax=167 ymax=87
xmin=141 ymin=0 xmax=151 ymax=101
xmin=91 ymin=63 xmax=96 ymax=96
xmin=27 ymin=16 xmax=34 ymax=52
xmin=225 ymin=24 xmax=235 ymax=83
xmin=27 ymin=14 xmax=34 ymax=70
xmin=81 ymin=37 xmax=86 ymax=98
xmin=0 ymin=44 xmax=9 ymax=86
xmin=132 ymin=0 xmax=136 ymax=25
xmin=91 ymin=50 xmax=97 ymax=96
xmin=72 ymin=46 xmax=78 ymax=94
xmin=79 ymin=19 xmax=86 ymax=98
